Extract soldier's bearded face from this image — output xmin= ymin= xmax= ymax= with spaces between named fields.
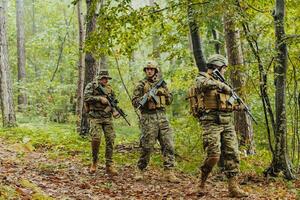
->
xmin=145 ymin=68 xmax=156 ymax=78
xmin=99 ymin=78 xmax=108 ymax=86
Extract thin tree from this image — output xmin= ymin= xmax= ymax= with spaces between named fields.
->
xmin=150 ymin=0 xmax=160 ymax=60
xmin=16 ymin=0 xmax=27 ymax=111
xmin=80 ymin=0 xmax=101 ymax=135
xmin=211 ymin=28 xmax=221 ymax=54
xmin=265 ymin=0 xmax=295 ymax=180
xmin=0 ymin=0 xmax=17 ymax=127
xmin=76 ymin=0 xmax=86 ymax=133
xmin=223 ymin=10 xmax=255 ymax=154
xmin=187 ymin=1 xmax=206 ymax=72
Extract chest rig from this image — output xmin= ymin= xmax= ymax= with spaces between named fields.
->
xmin=188 ymin=73 xmax=233 ymax=117
xmin=143 ymin=80 xmax=167 ymax=110
xmin=89 ymin=82 xmax=113 ymax=111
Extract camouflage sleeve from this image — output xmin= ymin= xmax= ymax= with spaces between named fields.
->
xmin=196 ymin=75 xmax=224 ymax=92
xmin=132 ymin=81 xmax=145 ymax=108
xmin=84 ymin=82 xmax=100 ymax=103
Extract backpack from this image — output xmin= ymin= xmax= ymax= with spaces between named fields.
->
xmin=187 ymin=85 xmax=204 ymax=117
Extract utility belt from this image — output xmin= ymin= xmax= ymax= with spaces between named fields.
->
xmin=89 ymin=110 xmax=112 ymax=118
xmin=141 ymin=108 xmax=165 ymax=114
xmin=199 ymin=111 xmax=233 ymax=124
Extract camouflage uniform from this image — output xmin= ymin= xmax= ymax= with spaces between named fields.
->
xmin=196 ymin=73 xmax=240 ymax=178
xmin=84 ymin=72 xmax=116 ymax=169
xmin=192 ymin=54 xmax=248 ymax=197
xmin=132 ymin=77 xmax=175 ymax=170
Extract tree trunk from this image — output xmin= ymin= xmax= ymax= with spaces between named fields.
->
xmin=265 ymin=0 xmax=295 ymax=180
xmin=212 ymin=29 xmax=221 ymax=54
xmin=31 ymin=0 xmax=36 ymax=34
xmin=0 ymin=0 xmax=17 ymax=127
xmin=81 ymin=0 xmax=101 ymax=135
xmin=223 ymin=11 xmax=255 ymax=154
xmin=16 ymin=0 xmax=27 ymax=111
xmin=76 ymin=0 xmax=86 ymax=133
xmin=187 ymin=1 xmax=206 ymax=72
xmin=150 ymin=0 xmax=160 ymax=60
xmin=30 ymin=0 xmax=39 ymax=78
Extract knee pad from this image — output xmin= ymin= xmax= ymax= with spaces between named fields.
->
xmin=92 ymin=138 xmax=101 ymax=143
xmin=206 ymin=156 xmax=220 ymax=167
xmin=201 ymin=155 xmax=220 ymax=173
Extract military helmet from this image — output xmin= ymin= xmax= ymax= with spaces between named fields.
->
xmin=97 ymin=69 xmax=112 ymax=80
xmin=207 ymin=54 xmax=228 ymax=69
xmin=143 ymin=60 xmax=159 ymax=73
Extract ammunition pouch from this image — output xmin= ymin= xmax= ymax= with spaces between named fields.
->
xmin=187 ymin=86 xmax=204 ymax=117
xmin=144 ymin=82 xmax=167 ymax=110
xmin=187 ymin=86 xmax=234 ymax=118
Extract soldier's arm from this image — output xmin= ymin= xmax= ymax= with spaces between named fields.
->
xmin=196 ymin=75 xmax=230 ymax=93
xmin=84 ymin=83 xmax=102 ymax=103
xmin=132 ymin=81 xmax=144 ymax=108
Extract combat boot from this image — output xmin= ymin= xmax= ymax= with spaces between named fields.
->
xmin=106 ymin=164 xmax=118 ymax=176
xmin=199 ymin=156 xmax=219 ymax=188
xmin=165 ymin=170 xmax=180 ymax=183
xmin=228 ymin=176 xmax=248 ymax=198
xmin=199 ymin=168 xmax=210 ymax=188
xmin=89 ymin=163 xmax=97 ymax=174
xmin=191 ymin=169 xmax=209 ymax=195
xmin=134 ymin=168 xmax=144 ymax=181
xmin=89 ymin=139 xmax=100 ymax=174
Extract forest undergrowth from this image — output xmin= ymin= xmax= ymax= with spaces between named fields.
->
xmin=0 ymin=115 xmax=299 ymax=199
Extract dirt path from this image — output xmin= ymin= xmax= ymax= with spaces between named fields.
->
xmin=0 ymin=139 xmax=297 ymax=199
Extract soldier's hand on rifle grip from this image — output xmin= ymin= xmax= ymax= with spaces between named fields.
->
xmin=112 ymin=110 xmax=121 ymax=118
xmin=98 ymin=96 xmax=109 ymax=104
xmin=233 ymin=104 xmax=245 ymax=111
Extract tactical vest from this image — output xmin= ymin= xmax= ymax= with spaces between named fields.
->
xmin=187 ymin=74 xmax=233 ymax=117
xmin=89 ymin=82 xmax=113 ymax=111
xmin=143 ymin=80 xmax=167 ymax=110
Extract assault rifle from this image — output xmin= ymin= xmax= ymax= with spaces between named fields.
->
xmin=97 ymin=85 xmax=131 ymax=126
xmin=212 ymin=69 xmax=258 ymax=125
xmin=137 ymin=79 xmax=166 ymax=109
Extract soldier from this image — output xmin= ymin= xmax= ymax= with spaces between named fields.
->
xmin=192 ymin=54 xmax=248 ymax=197
xmin=132 ymin=61 xmax=179 ymax=183
xmin=84 ymin=69 xmax=119 ymax=175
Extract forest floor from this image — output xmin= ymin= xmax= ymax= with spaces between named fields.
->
xmin=0 ymin=136 xmax=299 ymax=200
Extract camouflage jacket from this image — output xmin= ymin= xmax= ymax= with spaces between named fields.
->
xmin=196 ymin=72 xmax=225 ymax=92
xmin=84 ymin=80 xmax=115 ymax=119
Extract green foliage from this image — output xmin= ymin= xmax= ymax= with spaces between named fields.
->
xmin=3 ymin=0 xmax=300 ymax=178
xmin=0 ymin=184 xmax=19 ymax=200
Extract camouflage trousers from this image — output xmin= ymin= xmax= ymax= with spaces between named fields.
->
xmin=89 ymin=118 xmax=115 ymax=165
xmin=138 ymin=110 xmax=175 ymax=170
xmin=199 ymin=112 xmax=240 ymax=177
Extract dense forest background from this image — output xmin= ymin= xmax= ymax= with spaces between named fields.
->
xmin=0 ymin=0 xmax=299 ymax=199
